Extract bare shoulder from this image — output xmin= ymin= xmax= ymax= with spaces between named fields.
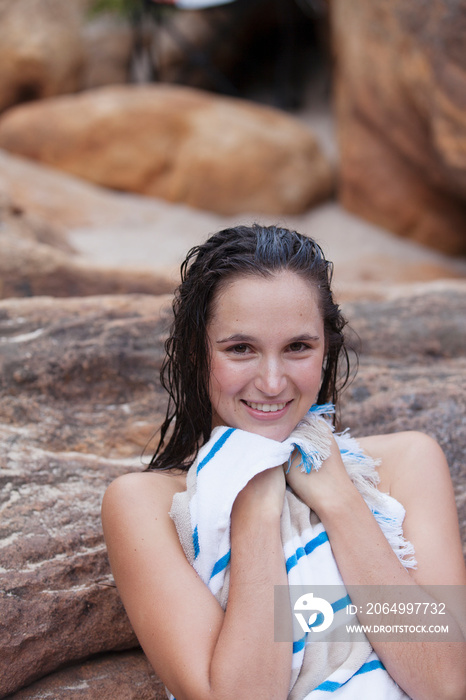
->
xmin=359 ymin=431 xmax=465 ymax=584
xmin=101 ymin=469 xmax=187 ymax=538
xmin=357 ymin=430 xmax=447 ymax=496
xmin=103 ymin=468 xmax=186 ymax=506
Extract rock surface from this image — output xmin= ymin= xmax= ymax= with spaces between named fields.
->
xmin=331 ymin=0 xmax=466 ymax=255
xmin=341 ymin=282 xmax=466 ymax=531
xmin=1 ymin=284 xmax=465 ymax=697
xmin=1 ymin=149 xmax=465 ymax=299
xmin=0 ymin=0 xmax=86 ymax=113
xmin=0 ymin=194 xmax=176 ymax=299
xmin=0 ymin=84 xmax=334 ymax=216
xmin=6 ymin=650 xmax=166 ymax=700
xmin=0 ymin=294 xmax=169 ymax=697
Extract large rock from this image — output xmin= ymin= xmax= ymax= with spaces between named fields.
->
xmin=0 ymin=0 xmax=86 ymax=113
xmin=341 ymin=281 xmax=466 ymax=537
xmin=0 ymin=294 xmax=171 ymax=458
xmin=0 ymin=294 xmax=170 ymax=697
xmin=0 ymin=84 xmax=334 ymax=216
xmin=1 ymin=149 xmax=464 ymax=297
xmin=331 ymin=0 xmax=466 ymax=255
xmin=0 ymin=194 xmax=176 ymax=299
xmin=0 ymin=149 xmax=232 ymax=280
xmin=7 ymin=650 xmax=166 ymax=700
xmin=1 ymin=284 xmax=465 ymax=696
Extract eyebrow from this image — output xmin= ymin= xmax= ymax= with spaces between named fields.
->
xmin=216 ymin=333 xmax=321 ymax=344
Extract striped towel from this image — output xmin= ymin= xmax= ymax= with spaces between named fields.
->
xmin=169 ymin=405 xmax=415 ymax=699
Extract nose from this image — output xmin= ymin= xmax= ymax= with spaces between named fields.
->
xmin=254 ymin=355 xmax=287 ymax=396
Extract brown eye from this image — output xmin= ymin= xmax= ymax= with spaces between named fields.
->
xmin=289 ymin=342 xmax=307 ymax=352
xmin=229 ymin=344 xmax=249 ymax=354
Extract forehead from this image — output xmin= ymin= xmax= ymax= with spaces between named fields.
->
xmin=209 ymin=271 xmax=323 ymax=330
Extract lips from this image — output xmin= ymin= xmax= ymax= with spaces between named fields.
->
xmin=244 ymin=400 xmax=290 ymax=413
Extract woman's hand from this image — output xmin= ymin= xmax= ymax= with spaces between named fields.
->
xmin=233 ymin=465 xmax=286 ymax=520
xmin=285 ymin=430 xmax=354 ymax=516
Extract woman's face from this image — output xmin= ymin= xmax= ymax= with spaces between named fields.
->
xmin=207 ymin=270 xmax=326 ymax=441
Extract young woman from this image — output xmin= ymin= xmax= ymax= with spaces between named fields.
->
xmin=102 ymin=224 xmax=466 ymax=700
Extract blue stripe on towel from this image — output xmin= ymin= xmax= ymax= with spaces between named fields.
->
xmin=355 ymin=659 xmax=385 ymax=676
xmin=332 ymin=594 xmax=351 ymax=613
xmin=315 ymin=680 xmax=340 ymax=692
xmin=372 ymin=508 xmax=397 ymax=525
xmin=210 ymin=549 xmax=231 ymax=579
xmin=196 ymin=428 xmax=236 ymax=474
xmin=309 ymin=403 xmax=335 ymax=416
xmin=339 ymin=447 xmax=367 ymax=463
xmin=314 ymin=659 xmax=385 ymax=692
xmin=293 ymin=635 xmax=307 ymax=653
xmin=305 ymin=531 xmax=329 ymax=555
xmin=193 ymin=525 xmax=200 ymax=559
xmin=286 ymin=531 xmax=329 ymax=572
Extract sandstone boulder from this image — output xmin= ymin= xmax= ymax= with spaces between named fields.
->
xmin=341 ymin=281 xmax=466 ymax=541
xmin=1 ymin=285 xmax=465 ymax=696
xmin=331 ymin=0 xmax=466 ymax=255
xmin=7 ymin=650 xmax=166 ymax=700
xmin=0 ymin=194 xmax=176 ymax=299
xmin=2 ymin=149 xmax=464 ymax=296
xmin=0 ymin=84 xmax=334 ymax=216
xmin=0 ymin=294 xmax=170 ymax=697
xmin=0 ymin=0 xmax=86 ymax=113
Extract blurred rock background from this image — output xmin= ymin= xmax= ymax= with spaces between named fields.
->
xmin=0 ymin=0 xmax=465 ymax=697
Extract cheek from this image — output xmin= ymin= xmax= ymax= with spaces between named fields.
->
xmin=293 ymin=359 xmax=324 ymax=392
xmin=209 ymin=358 xmax=247 ymax=400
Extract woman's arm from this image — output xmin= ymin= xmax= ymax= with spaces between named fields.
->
xmin=101 ymin=467 xmax=292 ymax=700
xmin=285 ymin=430 xmax=466 ymax=700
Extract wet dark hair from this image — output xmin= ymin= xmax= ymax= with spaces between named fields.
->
xmin=148 ymin=223 xmax=353 ymax=471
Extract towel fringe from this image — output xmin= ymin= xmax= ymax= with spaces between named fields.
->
xmin=288 ymin=409 xmax=417 ymax=570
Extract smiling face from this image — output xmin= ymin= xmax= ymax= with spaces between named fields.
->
xmin=207 ymin=270 xmax=326 ymax=441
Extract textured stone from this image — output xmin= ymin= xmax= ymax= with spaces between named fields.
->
xmin=0 ymin=294 xmax=170 ymax=457
xmin=0 ymin=295 xmax=169 ymax=697
xmin=0 ymin=195 xmax=175 ymax=299
xmin=0 ymin=84 xmax=334 ymax=216
xmin=331 ymin=0 xmax=466 ymax=255
xmin=2 ymin=149 xmax=465 ymax=296
xmin=343 ymin=283 xmax=466 ymax=360
xmin=341 ymin=281 xmax=466 ymax=546
xmin=0 ymin=0 xmax=86 ymax=113
xmin=0 ymin=148 xmax=228 ymax=271
xmin=6 ymin=650 xmax=166 ymax=700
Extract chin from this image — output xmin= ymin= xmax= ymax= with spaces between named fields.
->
xmin=245 ymin=424 xmax=292 ymax=442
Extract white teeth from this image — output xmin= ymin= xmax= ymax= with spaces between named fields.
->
xmin=246 ymin=401 xmax=287 ymax=413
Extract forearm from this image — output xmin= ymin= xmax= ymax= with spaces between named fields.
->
xmin=317 ymin=486 xmax=466 ymax=700
xmin=207 ymin=504 xmax=292 ymax=700
xmin=103 ymin=472 xmax=292 ymax=700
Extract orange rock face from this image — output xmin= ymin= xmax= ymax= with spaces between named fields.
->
xmin=331 ymin=0 xmax=466 ymax=255
xmin=0 ymin=84 xmax=334 ymax=216
xmin=0 ymin=0 xmax=85 ymax=113
xmin=0 ymin=195 xmax=176 ymax=299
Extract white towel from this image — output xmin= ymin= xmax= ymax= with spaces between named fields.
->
xmin=169 ymin=405 xmax=415 ymax=699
